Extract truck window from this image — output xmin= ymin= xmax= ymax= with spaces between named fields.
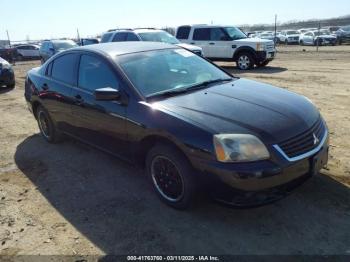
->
xmin=193 ymin=28 xmax=211 ymax=41
xmin=176 ymin=26 xmax=191 ymax=39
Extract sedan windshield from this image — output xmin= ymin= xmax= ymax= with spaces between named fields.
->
xmin=138 ymin=31 xmax=180 ymax=44
xmin=118 ymin=48 xmax=231 ymax=98
xmin=286 ymin=31 xmax=299 ymax=35
xmin=53 ymin=41 xmax=78 ymax=50
xmin=223 ymin=27 xmax=247 ymax=40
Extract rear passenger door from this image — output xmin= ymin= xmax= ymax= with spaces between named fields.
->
xmin=41 ymin=53 xmax=79 ymax=132
xmin=191 ymin=28 xmax=212 ymax=57
xmin=70 ymin=53 xmax=128 ymax=155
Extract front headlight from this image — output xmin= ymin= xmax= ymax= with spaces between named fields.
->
xmin=256 ymin=43 xmax=265 ymax=51
xmin=213 ymin=134 xmax=270 ymax=162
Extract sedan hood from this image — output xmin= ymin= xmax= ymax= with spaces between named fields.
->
xmin=156 ymin=79 xmax=319 ymax=144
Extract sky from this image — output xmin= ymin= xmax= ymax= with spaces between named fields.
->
xmin=1 ymin=0 xmax=349 ymax=41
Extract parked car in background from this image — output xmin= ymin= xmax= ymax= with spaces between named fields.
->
xmin=298 ymin=28 xmax=318 ymax=34
xmin=78 ymin=38 xmax=99 ymax=46
xmin=299 ymin=30 xmax=337 ymax=46
xmin=39 ymin=40 xmax=78 ymax=63
xmin=0 ymin=57 xmax=15 ymax=88
xmin=15 ymin=44 xmax=40 ymax=60
xmin=176 ymin=24 xmax=275 ymax=70
xmin=0 ymin=47 xmax=17 ymax=63
xmin=336 ymin=25 xmax=350 ymax=44
xmin=24 ymin=42 xmax=329 ymax=209
xmin=279 ymin=30 xmax=300 ymax=44
xmin=322 ymin=26 xmax=340 ymax=34
xmin=101 ymin=28 xmax=203 ymax=56
xmin=259 ymin=33 xmax=275 ymax=41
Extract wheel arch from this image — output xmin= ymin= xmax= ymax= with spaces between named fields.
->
xmin=233 ymin=46 xmax=257 ymax=61
xmin=135 ymin=134 xmax=192 ymax=168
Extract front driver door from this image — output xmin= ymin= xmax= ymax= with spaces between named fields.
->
xmin=70 ymin=53 xmax=128 ymax=157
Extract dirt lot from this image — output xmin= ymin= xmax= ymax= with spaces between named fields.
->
xmin=0 ymin=45 xmax=350 ymax=256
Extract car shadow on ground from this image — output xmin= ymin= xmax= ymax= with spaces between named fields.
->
xmin=15 ymin=134 xmax=350 ymax=255
xmin=221 ymin=65 xmax=288 ymax=75
xmin=0 ymin=86 xmax=15 ymax=94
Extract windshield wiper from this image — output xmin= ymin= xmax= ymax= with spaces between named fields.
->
xmin=147 ymin=78 xmax=232 ymax=99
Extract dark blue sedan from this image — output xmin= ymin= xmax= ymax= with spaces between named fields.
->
xmin=24 ymin=42 xmax=329 ymax=209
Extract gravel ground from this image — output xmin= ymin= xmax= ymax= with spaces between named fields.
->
xmin=0 ymin=45 xmax=350 ymax=257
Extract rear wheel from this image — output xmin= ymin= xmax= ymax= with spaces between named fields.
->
xmin=236 ymin=52 xmax=255 ymax=70
xmin=7 ymin=83 xmax=15 ymax=89
xmin=146 ymin=144 xmax=197 ymax=209
xmin=36 ymin=105 xmax=63 ymax=143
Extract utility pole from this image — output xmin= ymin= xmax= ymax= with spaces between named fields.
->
xmin=274 ymin=14 xmax=277 ymax=48
xmin=316 ymin=22 xmax=321 ymax=52
xmin=6 ymin=30 xmax=11 ymax=47
xmin=77 ymin=28 xmax=81 ymax=43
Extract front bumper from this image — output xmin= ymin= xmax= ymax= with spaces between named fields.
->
xmin=0 ymin=68 xmax=15 ymax=86
xmin=195 ymin=133 xmax=329 ymax=205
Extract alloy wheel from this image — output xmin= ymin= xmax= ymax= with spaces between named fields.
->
xmin=151 ymin=155 xmax=185 ymax=202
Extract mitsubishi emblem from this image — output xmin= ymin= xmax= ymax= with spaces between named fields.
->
xmin=313 ymin=133 xmax=319 ymax=145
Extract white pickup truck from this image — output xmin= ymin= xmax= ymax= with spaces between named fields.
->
xmin=176 ymin=25 xmax=276 ymax=70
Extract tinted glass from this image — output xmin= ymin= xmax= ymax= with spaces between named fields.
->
xmin=176 ymin=26 xmax=191 ymax=39
xmin=112 ymin=33 xmax=127 ymax=42
xmin=119 ymin=49 xmax=230 ymax=97
xmin=210 ymin=28 xmax=227 ymax=41
xmin=51 ymin=54 xmax=78 ymax=85
xmin=126 ymin=33 xmax=139 ymax=41
xmin=193 ymin=28 xmax=210 ymax=40
xmin=78 ymin=55 xmax=118 ymax=92
xmin=101 ymin=33 xmax=113 ymax=43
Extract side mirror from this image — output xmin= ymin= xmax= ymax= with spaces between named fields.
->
xmin=94 ymin=87 xmax=120 ymax=101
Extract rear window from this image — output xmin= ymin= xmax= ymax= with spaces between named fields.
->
xmin=113 ymin=32 xmax=127 ymax=42
xmin=193 ymin=28 xmax=210 ymax=40
xmin=101 ymin=33 xmax=113 ymax=43
xmin=176 ymin=26 xmax=191 ymax=39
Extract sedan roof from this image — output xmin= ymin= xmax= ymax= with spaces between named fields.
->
xmin=76 ymin=42 xmax=177 ymax=57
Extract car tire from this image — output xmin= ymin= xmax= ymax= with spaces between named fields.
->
xmin=36 ymin=105 xmax=63 ymax=143
xmin=300 ymin=40 xmax=304 ymax=46
xmin=285 ymin=40 xmax=288 ymax=45
xmin=146 ymin=143 xmax=197 ymax=209
xmin=236 ymin=52 xmax=255 ymax=70
xmin=7 ymin=83 xmax=15 ymax=89
xmin=17 ymin=54 xmax=23 ymax=61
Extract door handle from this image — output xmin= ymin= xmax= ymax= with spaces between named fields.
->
xmin=209 ymin=42 xmax=215 ymax=45
xmin=74 ymin=94 xmax=84 ymax=105
xmin=42 ymin=83 xmax=49 ymax=90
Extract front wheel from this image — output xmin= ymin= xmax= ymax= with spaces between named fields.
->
xmin=146 ymin=144 xmax=197 ymax=209
xmin=36 ymin=105 xmax=63 ymax=143
xmin=236 ymin=52 xmax=255 ymax=70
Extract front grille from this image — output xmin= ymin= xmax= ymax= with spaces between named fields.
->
xmin=278 ymin=117 xmax=326 ymax=158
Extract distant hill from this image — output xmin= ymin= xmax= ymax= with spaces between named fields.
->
xmin=240 ymin=14 xmax=350 ymax=32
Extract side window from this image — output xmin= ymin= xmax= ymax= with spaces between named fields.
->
xmin=176 ymin=26 xmax=191 ymax=39
xmin=78 ymin=55 xmax=119 ymax=92
xmin=193 ymin=28 xmax=211 ymax=41
xmin=41 ymin=42 xmax=48 ymax=51
xmin=210 ymin=28 xmax=227 ymax=41
xmin=51 ymin=54 xmax=78 ymax=85
xmin=126 ymin=33 xmax=139 ymax=41
xmin=112 ymin=32 xmax=127 ymax=42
